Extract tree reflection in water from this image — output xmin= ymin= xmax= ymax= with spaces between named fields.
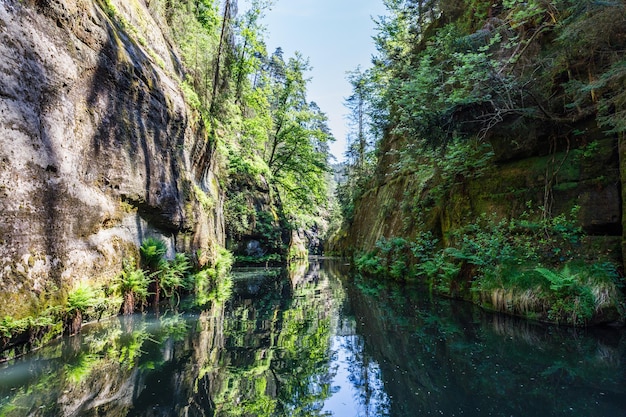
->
xmin=1 ymin=259 xmax=626 ymax=416
xmin=0 ymin=261 xmax=338 ymax=417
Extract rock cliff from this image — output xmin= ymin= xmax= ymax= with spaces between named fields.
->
xmin=338 ymin=133 xmax=622 ymax=257
xmin=0 ymin=0 xmax=223 ymax=318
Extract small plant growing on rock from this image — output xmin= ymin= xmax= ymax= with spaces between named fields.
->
xmin=140 ymin=237 xmax=167 ymax=269
xmin=159 ymin=253 xmax=192 ymax=301
xmin=115 ymin=258 xmax=151 ymax=315
xmin=64 ymin=284 xmax=98 ymax=335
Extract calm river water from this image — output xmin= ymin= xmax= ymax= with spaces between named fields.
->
xmin=1 ymin=258 xmax=626 ymax=416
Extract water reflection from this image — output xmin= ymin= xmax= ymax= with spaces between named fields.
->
xmin=336 ymin=271 xmax=626 ymax=417
xmin=1 ymin=259 xmax=625 ymax=416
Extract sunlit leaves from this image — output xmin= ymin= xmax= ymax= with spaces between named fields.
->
xmin=261 ymin=52 xmax=334 ymax=226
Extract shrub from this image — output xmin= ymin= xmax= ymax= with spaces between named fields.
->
xmin=215 ymin=246 xmax=234 ymax=278
xmin=354 ymin=251 xmax=385 ymax=276
xmin=235 ymin=253 xmax=282 ymax=265
xmin=225 ymin=193 xmax=254 ymax=241
xmin=418 ymin=251 xmax=461 ymax=295
xmin=66 ymin=284 xmax=98 ymax=316
xmin=64 ymin=284 xmax=107 ymax=335
xmin=354 ymin=237 xmax=412 ymax=280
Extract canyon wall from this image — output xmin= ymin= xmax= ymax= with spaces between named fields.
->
xmin=337 ymin=131 xmax=622 ymax=258
xmin=0 ymin=0 xmax=223 ymax=318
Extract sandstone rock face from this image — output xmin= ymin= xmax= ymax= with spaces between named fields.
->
xmin=334 ymin=133 xmax=622 ymax=258
xmin=0 ymin=0 xmax=223 ymax=318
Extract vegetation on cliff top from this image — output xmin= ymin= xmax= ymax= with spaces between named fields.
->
xmin=340 ymin=0 xmax=626 ymax=203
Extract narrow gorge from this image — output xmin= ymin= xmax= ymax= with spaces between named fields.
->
xmin=2 ymin=0 xmax=626 ymax=362
xmin=2 ymin=1 xmax=626 ymax=415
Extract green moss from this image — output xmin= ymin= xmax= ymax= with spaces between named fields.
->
xmin=179 ymin=79 xmax=202 ymax=110
xmin=119 ymin=200 xmax=137 ymax=213
xmin=99 ymin=0 xmax=118 ymax=20
xmin=193 ymin=185 xmax=215 ymax=212
xmin=553 ymin=181 xmax=579 ymax=192
xmin=147 ymin=49 xmax=166 ymax=70
xmin=0 ymin=291 xmax=38 ymax=320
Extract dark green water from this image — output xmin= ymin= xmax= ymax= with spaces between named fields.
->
xmin=1 ymin=258 xmax=626 ymax=416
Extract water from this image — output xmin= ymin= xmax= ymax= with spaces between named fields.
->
xmin=1 ymin=258 xmax=626 ymax=416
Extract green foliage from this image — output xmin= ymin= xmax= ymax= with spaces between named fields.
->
xmin=192 ymin=265 xmax=233 ymax=307
xmin=594 ymin=58 xmax=626 ymax=134
xmin=351 ymin=201 xmax=622 ymax=325
xmin=354 ymin=252 xmax=385 ymax=276
xmin=443 ymin=207 xmax=583 ymax=281
xmin=535 ymin=266 xmax=597 ymax=326
xmin=419 ymin=251 xmax=462 ymax=295
xmin=215 ymin=246 xmax=234 ymax=278
xmin=65 ymin=353 xmax=100 ymax=383
xmin=235 ymin=253 xmax=282 ymax=265
xmin=99 ymin=0 xmax=118 ymax=20
xmin=225 ymin=192 xmax=284 ymax=257
xmin=159 ymin=253 xmax=192 ymax=298
xmin=66 ymin=284 xmax=98 ymax=316
xmin=225 ymin=193 xmax=255 ymax=241
xmin=344 ymin=67 xmax=379 ymax=175
xmin=410 ymin=231 xmax=438 ymax=262
xmin=115 ymin=258 xmax=151 ymax=305
xmin=227 ymin=148 xmax=270 ymax=183
xmin=443 ymin=209 xmax=620 ymax=325
xmin=193 ymin=185 xmax=215 ymax=212
xmin=140 ymin=237 xmax=167 ymax=269
xmin=246 ymin=50 xmax=334 ymax=226
xmin=180 ymin=79 xmax=202 ymax=110
xmin=165 ymin=0 xmax=220 ymax=111
xmin=438 ymin=140 xmax=495 ymax=183
xmin=382 ymin=23 xmax=506 ymax=146
xmin=256 ymin=210 xmax=283 ymax=249
xmin=0 ymin=316 xmax=30 ymax=338
xmin=147 ymin=0 xmax=335 ymax=239
xmin=0 ymin=311 xmax=62 ymax=358
xmin=342 ymin=0 xmax=626 ymax=180
xmin=355 ymin=236 xmax=411 ymax=281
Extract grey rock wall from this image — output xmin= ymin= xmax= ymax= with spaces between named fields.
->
xmin=0 ymin=0 xmax=222 ymax=318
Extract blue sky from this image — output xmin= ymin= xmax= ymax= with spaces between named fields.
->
xmin=261 ymin=0 xmax=387 ymax=162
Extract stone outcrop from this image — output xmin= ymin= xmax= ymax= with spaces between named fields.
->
xmin=0 ymin=0 xmax=223 ymax=318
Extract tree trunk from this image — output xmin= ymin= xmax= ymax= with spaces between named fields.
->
xmin=210 ymin=0 xmax=232 ymax=114
xmin=64 ymin=310 xmax=82 ymax=336
xmin=121 ymin=292 xmax=135 ymax=315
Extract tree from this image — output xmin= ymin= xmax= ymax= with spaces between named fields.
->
xmin=157 ymin=0 xmax=335 ymax=240
xmin=232 ymin=0 xmax=274 ymax=105
xmin=261 ymin=53 xmax=333 ymax=224
xmin=210 ymin=0 xmax=238 ymax=114
xmin=345 ymin=67 xmax=377 ymax=172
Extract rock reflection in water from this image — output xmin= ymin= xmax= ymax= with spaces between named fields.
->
xmin=1 ymin=259 xmax=626 ymax=416
xmin=338 ymin=273 xmax=626 ymax=417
